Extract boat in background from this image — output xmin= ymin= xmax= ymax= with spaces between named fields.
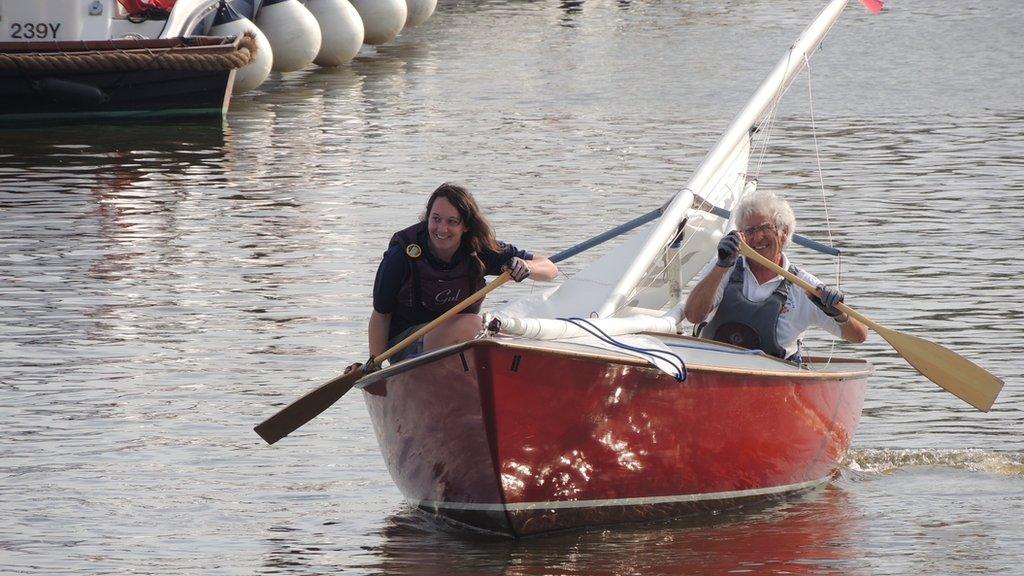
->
xmin=0 ymin=0 xmax=436 ymax=121
xmin=0 ymin=34 xmax=254 ymax=120
xmin=356 ymin=0 xmax=879 ymax=536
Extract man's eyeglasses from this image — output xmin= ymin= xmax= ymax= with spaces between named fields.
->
xmin=740 ymin=223 xmax=777 ymax=237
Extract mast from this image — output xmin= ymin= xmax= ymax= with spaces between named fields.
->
xmin=594 ymin=0 xmax=851 ymax=318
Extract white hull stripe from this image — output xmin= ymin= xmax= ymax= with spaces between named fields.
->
xmin=412 ymin=477 xmax=826 ymax=512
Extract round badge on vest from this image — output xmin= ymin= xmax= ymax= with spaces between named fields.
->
xmin=405 ymin=243 xmax=423 ymax=259
xmin=715 ymin=322 xmax=761 ymax=349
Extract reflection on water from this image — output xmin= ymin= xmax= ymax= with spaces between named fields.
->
xmin=0 ymin=122 xmax=228 ymax=195
xmin=371 ymin=486 xmax=865 ymax=576
xmin=253 ymin=455 xmax=1024 ymax=576
xmin=255 ymin=485 xmax=866 ymax=576
xmin=257 ymin=449 xmax=1024 ymax=576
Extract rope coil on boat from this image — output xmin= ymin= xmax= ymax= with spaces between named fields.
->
xmin=559 ymin=317 xmax=688 ymax=382
xmin=0 ymin=33 xmax=258 ymax=73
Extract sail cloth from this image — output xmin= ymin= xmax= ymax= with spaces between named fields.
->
xmin=495 ymin=133 xmax=752 ymax=321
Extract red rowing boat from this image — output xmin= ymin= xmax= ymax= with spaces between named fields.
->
xmin=360 ymin=334 xmax=870 ymax=536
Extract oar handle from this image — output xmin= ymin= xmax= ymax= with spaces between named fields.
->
xmin=737 ymin=241 xmax=879 ymax=330
xmin=372 ymin=271 xmax=513 ymax=367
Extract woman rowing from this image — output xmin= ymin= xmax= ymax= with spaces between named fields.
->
xmin=351 ymin=182 xmax=559 ymax=372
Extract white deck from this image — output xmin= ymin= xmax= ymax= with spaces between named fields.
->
xmin=491 ymin=332 xmax=872 ymax=378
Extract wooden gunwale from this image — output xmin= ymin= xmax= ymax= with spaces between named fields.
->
xmin=356 ymin=333 xmax=873 ymax=389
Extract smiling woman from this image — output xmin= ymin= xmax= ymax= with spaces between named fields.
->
xmin=363 ymin=183 xmax=559 ymax=368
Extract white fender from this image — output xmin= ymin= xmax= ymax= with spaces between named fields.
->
xmin=209 ymin=16 xmax=273 ymax=93
xmin=304 ymin=0 xmax=365 ymax=66
xmin=404 ymin=0 xmax=436 ymax=28
xmin=349 ymin=0 xmax=406 ymax=45
xmin=255 ymin=0 xmax=322 ymax=72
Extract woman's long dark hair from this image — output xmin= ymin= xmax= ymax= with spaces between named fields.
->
xmin=422 ymin=182 xmax=500 ymax=278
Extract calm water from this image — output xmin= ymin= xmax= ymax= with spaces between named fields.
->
xmin=2 ymin=1 xmax=1022 ymax=574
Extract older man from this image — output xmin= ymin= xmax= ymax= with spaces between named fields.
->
xmin=684 ymin=190 xmax=867 ymax=361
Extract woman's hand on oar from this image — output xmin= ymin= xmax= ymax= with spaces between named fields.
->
xmin=737 ymin=239 xmax=1003 ymax=412
xmin=254 ymin=272 xmax=513 ymax=445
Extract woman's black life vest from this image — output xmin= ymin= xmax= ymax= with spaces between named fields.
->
xmin=389 ymin=222 xmax=485 ymax=331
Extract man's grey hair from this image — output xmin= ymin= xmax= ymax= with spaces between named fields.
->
xmin=734 ymin=190 xmax=796 ymax=248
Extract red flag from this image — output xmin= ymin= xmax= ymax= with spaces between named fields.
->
xmin=858 ymin=0 xmax=884 ymax=14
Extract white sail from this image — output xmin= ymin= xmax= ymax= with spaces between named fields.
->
xmin=495 ymin=134 xmax=751 ymax=320
xmin=496 ymin=0 xmax=851 ymax=323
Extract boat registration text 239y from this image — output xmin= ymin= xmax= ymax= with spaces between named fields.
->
xmin=6 ymin=22 xmax=62 ymax=40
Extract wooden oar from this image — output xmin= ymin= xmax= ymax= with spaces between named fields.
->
xmin=254 ymin=272 xmax=513 ymax=445
xmin=737 ymin=241 xmax=1003 ymax=412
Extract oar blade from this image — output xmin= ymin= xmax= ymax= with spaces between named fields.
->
xmin=875 ymin=326 xmax=1004 ymax=412
xmin=254 ymin=370 xmax=363 ymax=445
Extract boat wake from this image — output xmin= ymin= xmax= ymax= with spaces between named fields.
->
xmin=844 ymin=448 xmax=1024 ymax=476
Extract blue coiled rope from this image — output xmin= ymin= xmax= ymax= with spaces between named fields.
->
xmin=558 ymin=317 xmax=687 ymax=382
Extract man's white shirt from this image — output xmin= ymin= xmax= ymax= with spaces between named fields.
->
xmin=694 ymin=253 xmax=843 ymax=358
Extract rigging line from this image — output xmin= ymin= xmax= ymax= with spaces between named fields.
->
xmin=752 ymin=48 xmax=794 ymax=178
xmin=809 ymin=17 xmax=844 ymax=287
xmin=752 ymin=108 xmax=776 ymax=180
xmin=804 ymin=55 xmax=838 ymax=259
xmin=751 ymin=52 xmax=787 ymax=176
xmin=752 ymin=92 xmax=781 ymax=180
xmin=803 ymin=54 xmax=843 ymax=306
xmin=802 ymin=55 xmax=841 ymax=368
xmin=752 ymin=21 xmax=840 ymax=181
xmin=751 ymin=102 xmax=776 ymax=179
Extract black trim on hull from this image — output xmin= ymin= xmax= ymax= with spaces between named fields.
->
xmin=0 ymin=68 xmax=231 ymax=120
xmin=414 ymin=481 xmax=826 ymax=537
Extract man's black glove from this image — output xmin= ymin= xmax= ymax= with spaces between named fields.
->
xmin=810 ymin=284 xmax=845 ymax=317
xmin=716 ymin=231 xmax=741 ymax=268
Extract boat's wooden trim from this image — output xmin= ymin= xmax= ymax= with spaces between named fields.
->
xmin=357 ymin=334 xmax=873 ymax=389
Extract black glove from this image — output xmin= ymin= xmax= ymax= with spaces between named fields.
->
xmin=361 ymin=356 xmax=381 ymax=375
xmin=343 ymin=356 xmax=380 ymax=376
xmin=716 ymin=231 xmax=741 ymax=268
xmin=506 ymin=257 xmax=532 ymax=282
xmin=810 ymin=284 xmax=845 ymax=317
